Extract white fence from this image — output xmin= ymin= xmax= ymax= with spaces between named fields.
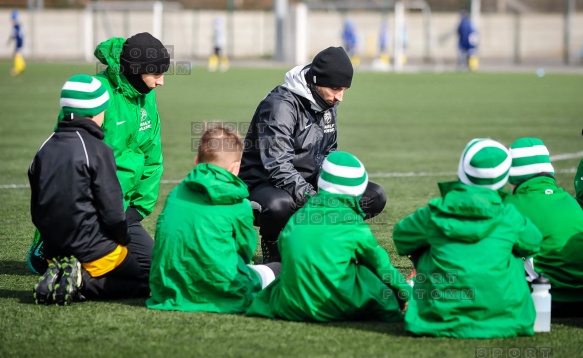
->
xmin=1 ymin=8 xmax=582 ymax=65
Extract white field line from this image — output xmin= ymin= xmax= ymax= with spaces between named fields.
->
xmin=550 ymin=151 xmax=583 ymax=161
xmin=2 ymin=152 xmax=581 ymax=189
xmin=369 ymin=168 xmax=576 ymax=178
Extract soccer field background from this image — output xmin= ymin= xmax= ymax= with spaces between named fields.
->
xmin=1 ymin=61 xmax=582 ymax=357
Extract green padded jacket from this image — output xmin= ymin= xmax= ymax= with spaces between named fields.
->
xmin=393 ymin=181 xmax=542 ymax=338
xmin=147 ymin=164 xmax=262 ymax=313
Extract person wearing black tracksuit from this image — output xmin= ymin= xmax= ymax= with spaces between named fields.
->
xmin=239 ymin=47 xmax=387 ymax=263
xmin=30 ymin=110 xmax=150 ymax=301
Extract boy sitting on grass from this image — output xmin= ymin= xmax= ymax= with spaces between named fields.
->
xmin=30 ymin=74 xmax=149 ymax=305
xmin=147 ymin=125 xmax=280 ymax=313
xmin=393 ymin=138 xmax=542 ymax=338
xmin=246 ymin=151 xmax=410 ymax=322
xmin=505 ymin=137 xmax=583 ymax=317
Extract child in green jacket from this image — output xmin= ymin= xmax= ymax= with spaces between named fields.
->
xmin=246 ymin=151 xmax=410 ymax=322
xmin=393 ymin=138 xmax=542 ymax=338
xmin=505 ymin=137 xmax=583 ymax=317
xmin=147 ymin=125 xmax=280 ymax=313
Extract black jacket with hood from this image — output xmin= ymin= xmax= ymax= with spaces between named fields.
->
xmin=28 ymin=115 xmax=130 ymax=263
xmin=240 ymin=65 xmax=338 ymax=204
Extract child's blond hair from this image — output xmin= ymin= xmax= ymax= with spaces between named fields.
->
xmin=197 ymin=124 xmax=243 ymax=170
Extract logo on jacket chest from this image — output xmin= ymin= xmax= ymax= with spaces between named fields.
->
xmin=323 ymin=110 xmax=335 ymax=134
xmin=139 ymin=108 xmax=151 ymax=131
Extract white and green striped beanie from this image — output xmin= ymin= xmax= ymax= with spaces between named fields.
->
xmin=508 ymin=137 xmax=554 ymax=185
xmin=318 ymin=151 xmax=368 ymax=196
xmin=457 ymin=138 xmax=511 ymax=190
xmin=60 ymin=74 xmax=110 ymax=118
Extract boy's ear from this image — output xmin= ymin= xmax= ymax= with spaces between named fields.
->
xmin=228 ymin=160 xmax=241 ymax=176
xmin=194 ymin=156 xmax=199 ymax=166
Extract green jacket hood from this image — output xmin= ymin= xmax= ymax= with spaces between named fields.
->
xmin=184 ymin=164 xmax=249 ymax=205
xmin=94 ymin=37 xmax=142 ymax=99
xmin=428 ymin=181 xmax=504 ymax=243
xmin=310 ymin=191 xmax=366 ymax=220
xmin=513 ymin=175 xmax=559 ymax=195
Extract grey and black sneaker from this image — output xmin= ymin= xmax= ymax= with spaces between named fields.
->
xmin=53 ymin=256 xmax=83 ymax=306
xmin=261 ymin=239 xmax=281 ymax=264
xmin=33 ymin=258 xmax=62 ymax=305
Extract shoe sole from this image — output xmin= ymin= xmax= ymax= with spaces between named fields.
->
xmin=54 ymin=257 xmax=81 ymax=306
xmin=33 ymin=262 xmax=60 ymax=305
xmin=33 ymin=281 xmax=54 ymax=305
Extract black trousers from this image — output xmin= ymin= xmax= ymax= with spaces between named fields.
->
xmin=249 ymin=181 xmax=387 ymax=243
xmin=82 ymin=220 xmax=154 ymax=300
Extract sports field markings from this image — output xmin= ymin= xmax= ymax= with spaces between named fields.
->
xmin=369 ymin=168 xmax=576 ymax=178
xmin=550 ymin=151 xmax=583 ymax=161
xmin=2 ymin=152 xmax=581 ymax=189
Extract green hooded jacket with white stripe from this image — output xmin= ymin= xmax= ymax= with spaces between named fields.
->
xmin=89 ymin=37 xmax=164 ymax=217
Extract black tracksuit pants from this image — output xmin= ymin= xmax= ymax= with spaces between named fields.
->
xmin=81 ymin=215 xmax=154 ymax=300
xmin=249 ymin=181 xmax=387 ymax=245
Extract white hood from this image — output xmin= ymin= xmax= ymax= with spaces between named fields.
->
xmin=281 ymin=65 xmax=324 ymax=112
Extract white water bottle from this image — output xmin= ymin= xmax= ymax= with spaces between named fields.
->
xmin=531 ymin=273 xmax=551 ymax=332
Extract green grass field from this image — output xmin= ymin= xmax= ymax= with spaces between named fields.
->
xmin=1 ymin=61 xmax=583 ymax=357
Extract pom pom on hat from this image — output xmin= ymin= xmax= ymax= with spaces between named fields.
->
xmin=458 ymin=138 xmax=511 ymax=190
xmin=318 ymin=151 xmax=368 ymax=197
xmin=508 ymin=137 xmax=554 ymax=185
xmin=60 ymin=74 xmax=110 ymax=118
xmin=309 ymin=47 xmax=353 ymax=88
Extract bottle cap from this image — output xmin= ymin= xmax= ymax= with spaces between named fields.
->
xmin=532 ymin=273 xmax=551 ymax=285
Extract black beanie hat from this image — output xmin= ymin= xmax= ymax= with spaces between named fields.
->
xmin=308 ymin=47 xmax=353 ymax=88
xmin=120 ymin=32 xmax=170 ymax=75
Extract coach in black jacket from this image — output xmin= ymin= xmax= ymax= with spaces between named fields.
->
xmin=29 ymin=74 xmax=150 ymax=303
xmin=240 ymin=47 xmax=387 ymax=263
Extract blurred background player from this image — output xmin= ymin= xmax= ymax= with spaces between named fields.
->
xmin=457 ymin=10 xmax=479 ymax=71
xmin=7 ymin=9 xmax=25 ymax=76
xmin=398 ymin=21 xmax=409 ymax=66
xmin=341 ymin=19 xmax=359 ymax=66
xmin=208 ymin=16 xmax=229 ymax=72
xmin=379 ymin=19 xmax=390 ymax=65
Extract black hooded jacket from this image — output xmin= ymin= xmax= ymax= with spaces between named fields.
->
xmin=28 ymin=115 xmax=130 ymax=263
xmin=239 ymin=66 xmax=338 ymax=204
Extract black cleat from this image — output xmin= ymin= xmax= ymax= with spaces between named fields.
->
xmin=261 ymin=240 xmax=281 ymax=264
xmin=33 ymin=259 xmax=62 ymax=305
xmin=53 ymin=256 xmax=83 ymax=306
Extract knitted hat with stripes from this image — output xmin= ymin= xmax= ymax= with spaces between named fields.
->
xmin=318 ymin=151 xmax=368 ymax=197
xmin=60 ymin=74 xmax=110 ymax=118
xmin=508 ymin=137 xmax=554 ymax=185
xmin=457 ymin=138 xmax=511 ymax=190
